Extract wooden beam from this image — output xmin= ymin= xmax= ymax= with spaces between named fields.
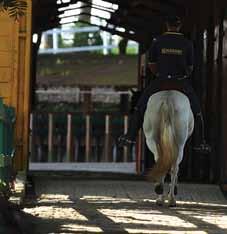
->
xmin=216 ymin=7 xmax=225 ymax=184
xmin=217 ymin=8 xmax=225 ymax=64
xmin=205 ymin=0 xmax=218 ymax=182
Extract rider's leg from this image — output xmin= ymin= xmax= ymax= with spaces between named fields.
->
xmin=118 ymin=108 xmax=143 ymax=146
xmin=118 ymin=94 xmax=148 ymax=147
xmin=118 ymin=81 xmax=159 ymax=146
xmin=184 ymin=83 xmax=211 ymax=153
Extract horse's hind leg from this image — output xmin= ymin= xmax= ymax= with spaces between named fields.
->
xmin=168 ymin=163 xmax=179 ymax=207
xmin=155 ymin=176 xmax=165 ymax=206
xmin=168 ymin=147 xmax=184 ymax=207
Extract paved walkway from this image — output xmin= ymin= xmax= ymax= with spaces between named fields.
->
xmin=23 ymin=179 xmax=227 ymax=234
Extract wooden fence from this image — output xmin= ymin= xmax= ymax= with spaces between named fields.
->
xmin=29 ymin=112 xmax=136 ymax=164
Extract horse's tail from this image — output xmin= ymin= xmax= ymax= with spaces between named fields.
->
xmin=147 ymin=99 xmax=178 ymax=181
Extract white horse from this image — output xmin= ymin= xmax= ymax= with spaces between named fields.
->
xmin=143 ymin=90 xmax=194 ymax=207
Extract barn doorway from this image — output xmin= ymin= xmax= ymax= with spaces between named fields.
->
xmin=29 ymin=2 xmax=141 ymax=174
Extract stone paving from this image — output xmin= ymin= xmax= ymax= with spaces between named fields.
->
xmin=23 ymin=179 xmax=227 ymax=234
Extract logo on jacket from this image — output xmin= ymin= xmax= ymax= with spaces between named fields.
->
xmin=161 ymin=48 xmax=183 ymax=55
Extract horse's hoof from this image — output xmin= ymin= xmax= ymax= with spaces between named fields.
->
xmin=174 ymin=186 xmax=178 ymax=195
xmin=167 ymin=198 xmax=176 ymax=207
xmin=156 ymin=199 xmax=165 ymax=206
xmin=155 ymin=184 xmax=164 ymax=195
xmin=168 ymin=202 xmax=176 ymax=207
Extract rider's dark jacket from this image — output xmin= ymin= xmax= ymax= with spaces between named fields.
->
xmin=148 ymin=32 xmax=194 ymax=79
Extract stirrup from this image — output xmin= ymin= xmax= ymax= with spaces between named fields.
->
xmin=193 ymin=141 xmax=211 ymax=154
xmin=118 ymin=135 xmax=136 ymax=147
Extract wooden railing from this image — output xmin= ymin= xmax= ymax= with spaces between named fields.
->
xmin=29 ymin=112 xmax=136 ymax=163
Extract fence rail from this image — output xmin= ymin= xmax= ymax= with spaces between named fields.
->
xmin=29 ymin=112 xmax=136 ymax=165
xmin=38 ymin=26 xmax=138 ymax=54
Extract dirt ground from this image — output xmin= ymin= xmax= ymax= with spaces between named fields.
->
xmin=22 ymin=179 xmax=227 ymax=234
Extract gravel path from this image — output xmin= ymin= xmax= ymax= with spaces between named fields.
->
xmin=23 ymin=179 xmax=227 ymax=234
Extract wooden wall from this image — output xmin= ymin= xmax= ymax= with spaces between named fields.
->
xmin=0 ymin=0 xmax=32 ymax=171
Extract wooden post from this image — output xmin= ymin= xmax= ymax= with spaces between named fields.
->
xmin=82 ymin=87 xmax=93 ymax=113
xmin=217 ymin=8 xmax=225 ymax=185
xmin=85 ymin=115 xmax=91 ymax=162
xmin=193 ymin=26 xmax=205 ymax=102
xmin=220 ymin=42 xmax=227 ymax=189
xmin=123 ymin=115 xmax=128 ymax=162
xmin=136 ymin=46 xmax=147 ymax=174
xmin=66 ymin=114 xmax=72 ymax=162
xmin=120 ymin=92 xmax=129 ymax=113
xmin=136 ymin=130 xmax=142 ymax=174
xmin=30 ymin=30 xmax=42 ymax=110
xmin=29 ymin=113 xmax=34 ymax=162
xmin=48 ymin=113 xmax=53 ymax=162
xmin=205 ymin=0 xmax=216 ymax=182
xmin=190 ymin=26 xmax=205 ymax=181
xmin=104 ymin=115 xmax=111 ymax=162
xmin=217 ymin=9 xmax=224 ymax=65
xmin=74 ymin=138 xmax=79 ymax=162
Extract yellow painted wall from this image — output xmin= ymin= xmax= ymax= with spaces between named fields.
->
xmin=0 ymin=1 xmax=32 ymax=170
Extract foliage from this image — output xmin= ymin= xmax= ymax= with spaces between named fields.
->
xmin=0 ymin=0 xmax=27 ymax=20
xmin=73 ymin=22 xmax=90 ymax=47
xmin=72 ymin=22 xmax=103 ymax=47
xmin=0 ymin=179 xmax=11 ymax=199
xmin=58 ymin=22 xmax=103 ymax=48
xmin=0 ymin=180 xmax=6 ymax=190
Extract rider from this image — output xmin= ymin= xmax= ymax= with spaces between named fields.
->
xmin=118 ymin=15 xmax=211 ymax=153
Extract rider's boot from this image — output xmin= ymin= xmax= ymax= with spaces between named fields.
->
xmin=193 ymin=112 xmax=212 ymax=154
xmin=118 ymin=109 xmax=143 ymax=147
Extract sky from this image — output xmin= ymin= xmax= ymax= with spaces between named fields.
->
xmin=37 ymin=1 xmax=138 ymax=50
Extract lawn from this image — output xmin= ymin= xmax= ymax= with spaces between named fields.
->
xmin=36 ymin=53 xmax=138 ymax=87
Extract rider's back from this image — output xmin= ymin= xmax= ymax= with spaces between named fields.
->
xmin=151 ymin=33 xmax=193 ymax=79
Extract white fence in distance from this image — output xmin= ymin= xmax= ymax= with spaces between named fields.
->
xmin=38 ymin=27 xmax=138 ymax=55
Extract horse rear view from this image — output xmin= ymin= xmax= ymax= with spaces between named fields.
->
xmin=143 ymin=90 xmax=194 ymax=207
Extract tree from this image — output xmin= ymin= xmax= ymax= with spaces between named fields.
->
xmin=0 ymin=0 xmax=27 ymax=20
xmin=73 ymin=22 xmax=103 ymax=47
xmin=118 ymin=38 xmax=128 ymax=55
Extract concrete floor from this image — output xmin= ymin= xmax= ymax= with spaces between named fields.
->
xmin=22 ymin=179 xmax=227 ymax=234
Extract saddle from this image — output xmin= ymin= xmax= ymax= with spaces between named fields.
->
xmin=151 ymin=78 xmax=197 ymax=115
xmin=156 ymin=79 xmax=186 ymax=94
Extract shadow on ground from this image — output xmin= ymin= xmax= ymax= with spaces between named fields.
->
xmin=21 ymin=179 xmax=227 ymax=234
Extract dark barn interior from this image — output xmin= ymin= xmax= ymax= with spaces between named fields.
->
xmin=32 ymin=0 xmax=227 ymax=187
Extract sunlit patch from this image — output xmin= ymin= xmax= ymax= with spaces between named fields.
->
xmin=176 ymin=201 xmax=227 ymax=207
xmin=32 ymin=34 xmax=38 ymax=43
xmin=98 ymin=209 xmax=197 ymax=228
xmin=24 ymin=181 xmax=227 ymax=233
xmin=143 ymin=199 xmax=160 ymax=202
xmin=192 ymin=214 xmax=227 ymax=229
xmin=24 ymin=194 xmax=88 ymax=221
xmin=24 ymin=206 xmax=88 ymax=221
xmin=81 ymin=195 xmax=137 ymax=204
xmin=143 ymin=199 xmax=227 ymax=208
xmin=61 ymin=224 xmax=103 ymax=232
xmin=35 ymin=195 xmax=74 ymax=204
xmin=125 ymin=230 xmax=208 ymax=234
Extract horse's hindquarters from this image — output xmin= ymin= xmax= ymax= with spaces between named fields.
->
xmin=143 ymin=90 xmax=194 ymax=180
